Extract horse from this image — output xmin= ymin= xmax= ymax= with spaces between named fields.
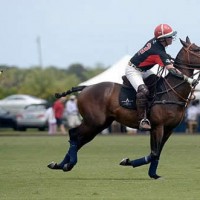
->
xmin=48 ymin=37 xmax=200 ymax=179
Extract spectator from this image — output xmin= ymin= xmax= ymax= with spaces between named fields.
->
xmin=53 ymin=97 xmax=67 ymax=134
xmin=45 ymin=103 xmax=57 ymax=135
xmin=65 ymin=95 xmax=81 ymax=128
xmin=186 ymin=100 xmax=200 ymax=134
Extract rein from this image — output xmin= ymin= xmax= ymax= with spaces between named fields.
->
xmin=153 ymin=43 xmax=200 ymax=107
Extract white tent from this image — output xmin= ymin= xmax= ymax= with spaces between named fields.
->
xmin=80 ymin=55 xmax=131 ymax=86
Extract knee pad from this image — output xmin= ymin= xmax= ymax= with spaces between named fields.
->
xmin=137 ymin=84 xmax=149 ymax=97
xmin=136 ymin=85 xmax=149 ymax=106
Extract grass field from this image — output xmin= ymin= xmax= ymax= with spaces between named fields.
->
xmin=0 ymin=132 xmax=200 ymax=200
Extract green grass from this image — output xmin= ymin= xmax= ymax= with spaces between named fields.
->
xmin=0 ymin=133 xmax=200 ymax=200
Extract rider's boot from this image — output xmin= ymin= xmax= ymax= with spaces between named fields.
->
xmin=136 ymin=84 xmax=151 ymax=131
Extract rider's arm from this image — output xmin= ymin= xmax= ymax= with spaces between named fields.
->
xmin=166 ymin=64 xmax=198 ymax=86
xmin=166 ymin=64 xmax=184 ymax=78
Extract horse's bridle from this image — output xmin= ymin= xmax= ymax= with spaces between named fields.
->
xmin=151 ymin=42 xmax=200 ymax=124
xmin=175 ymin=43 xmax=200 ymax=69
xmin=155 ymin=43 xmax=200 ymax=105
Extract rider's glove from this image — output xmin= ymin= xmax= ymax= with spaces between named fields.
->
xmin=183 ymin=75 xmax=199 ymax=86
xmin=191 ymin=79 xmax=199 ymax=87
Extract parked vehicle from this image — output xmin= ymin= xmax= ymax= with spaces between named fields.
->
xmin=0 ymin=107 xmax=17 ymax=130
xmin=0 ymin=94 xmax=47 ymax=115
xmin=16 ymin=104 xmax=48 ymax=131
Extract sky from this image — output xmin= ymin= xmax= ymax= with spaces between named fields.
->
xmin=0 ymin=0 xmax=200 ymax=68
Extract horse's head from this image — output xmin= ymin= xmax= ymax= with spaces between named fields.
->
xmin=176 ymin=37 xmax=200 ymax=76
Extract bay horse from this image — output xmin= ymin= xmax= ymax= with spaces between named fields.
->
xmin=48 ymin=37 xmax=200 ymax=179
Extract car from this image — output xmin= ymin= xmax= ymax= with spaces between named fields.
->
xmin=0 ymin=107 xmax=17 ymax=130
xmin=16 ymin=104 xmax=48 ymax=131
xmin=0 ymin=94 xmax=47 ymax=115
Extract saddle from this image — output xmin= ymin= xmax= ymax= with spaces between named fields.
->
xmin=119 ymin=75 xmax=163 ymax=109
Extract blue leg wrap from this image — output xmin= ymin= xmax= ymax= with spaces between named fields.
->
xmin=131 ymin=155 xmax=151 ymax=167
xmin=58 ymin=152 xmax=70 ymax=168
xmin=58 ymin=140 xmax=78 ymax=168
xmin=68 ymin=140 xmax=78 ymax=165
xmin=148 ymin=159 xmax=159 ymax=177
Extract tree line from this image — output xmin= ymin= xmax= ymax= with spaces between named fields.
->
xmin=0 ymin=63 xmax=106 ymax=102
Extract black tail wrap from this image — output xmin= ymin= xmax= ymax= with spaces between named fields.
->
xmin=55 ymin=85 xmax=87 ymax=98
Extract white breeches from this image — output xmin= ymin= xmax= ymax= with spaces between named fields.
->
xmin=125 ymin=65 xmax=154 ymax=91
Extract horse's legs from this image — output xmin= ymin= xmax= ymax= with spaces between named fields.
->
xmin=148 ymin=128 xmax=173 ymax=178
xmin=47 ymin=127 xmax=79 ymax=171
xmin=120 ymin=125 xmax=164 ymax=179
xmin=57 ymin=127 xmax=79 ymax=170
xmin=63 ymin=122 xmax=113 ymax=171
xmin=48 ymin=118 xmax=113 ymax=172
xmin=145 ymin=125 xmax=164 ymax=178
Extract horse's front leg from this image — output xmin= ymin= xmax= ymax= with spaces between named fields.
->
xmin=149 ymin=127 xmax=173 ymax=178
xmin=147 ymin=125 xmax=164 ymax=179
xmin=120 ymin=125 xmax=164 ymax=179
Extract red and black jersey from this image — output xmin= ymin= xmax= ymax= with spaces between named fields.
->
xmin=130 ymin=38 xmax=172 ymax=71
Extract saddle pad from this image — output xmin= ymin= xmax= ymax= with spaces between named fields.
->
xmin=119 ymin=86 xmax=137 ymax=109
xmin=119 ymin=75 xmax=165 ymax=110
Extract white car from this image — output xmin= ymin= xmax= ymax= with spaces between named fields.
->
xmin=16 ymin=104 xmax=48 ymax=131
xmin=0 ymin=94 xmax=47 ymax=115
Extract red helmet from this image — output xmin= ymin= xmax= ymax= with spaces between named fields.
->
xmin=154 ymin=24 xmax=177 ymax=39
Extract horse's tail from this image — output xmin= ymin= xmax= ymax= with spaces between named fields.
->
xmin=55 ymin=85 xmax=87 ymax=98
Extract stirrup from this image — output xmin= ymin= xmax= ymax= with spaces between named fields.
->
xmin=139 ymin=119 xmax=151 ymax=131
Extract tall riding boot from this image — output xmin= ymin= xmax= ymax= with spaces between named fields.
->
xmin=136 ymin=85 xmax=151 ymax=131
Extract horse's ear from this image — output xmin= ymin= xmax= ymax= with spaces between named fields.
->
xmin=180 ymin=38 xmax=188 ymax=47
xmin=186 ymin=36 xmax=191 ymax=44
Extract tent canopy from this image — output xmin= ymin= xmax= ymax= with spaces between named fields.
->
xmin=80 ymin=55 xmax=131 ymax=86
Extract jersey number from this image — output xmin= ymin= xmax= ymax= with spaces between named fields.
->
xmin=139 ymin=43 xmax=151 ymax=54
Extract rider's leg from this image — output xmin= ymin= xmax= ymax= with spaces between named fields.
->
xmin=125 ymin=65 xmax=151 ymax=131
xmin=136 ymin=85 xmax=151 ymax=130
xmin=125 ymin=64 xmax=143 ymax=89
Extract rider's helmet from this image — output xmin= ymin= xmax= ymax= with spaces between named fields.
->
xmin=154 ymin=24 xmax=177 ymax=39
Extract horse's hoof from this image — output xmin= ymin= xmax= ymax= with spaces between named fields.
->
xmin=149 ymin=174 xmax=161 ymax=179
xmin=119 ymin=158 xmax=132 ymax=166
xmin=47 ymin=162 xmax=62 ymax=170
xmin=63 ymin=163 xmax=74 ymax=172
